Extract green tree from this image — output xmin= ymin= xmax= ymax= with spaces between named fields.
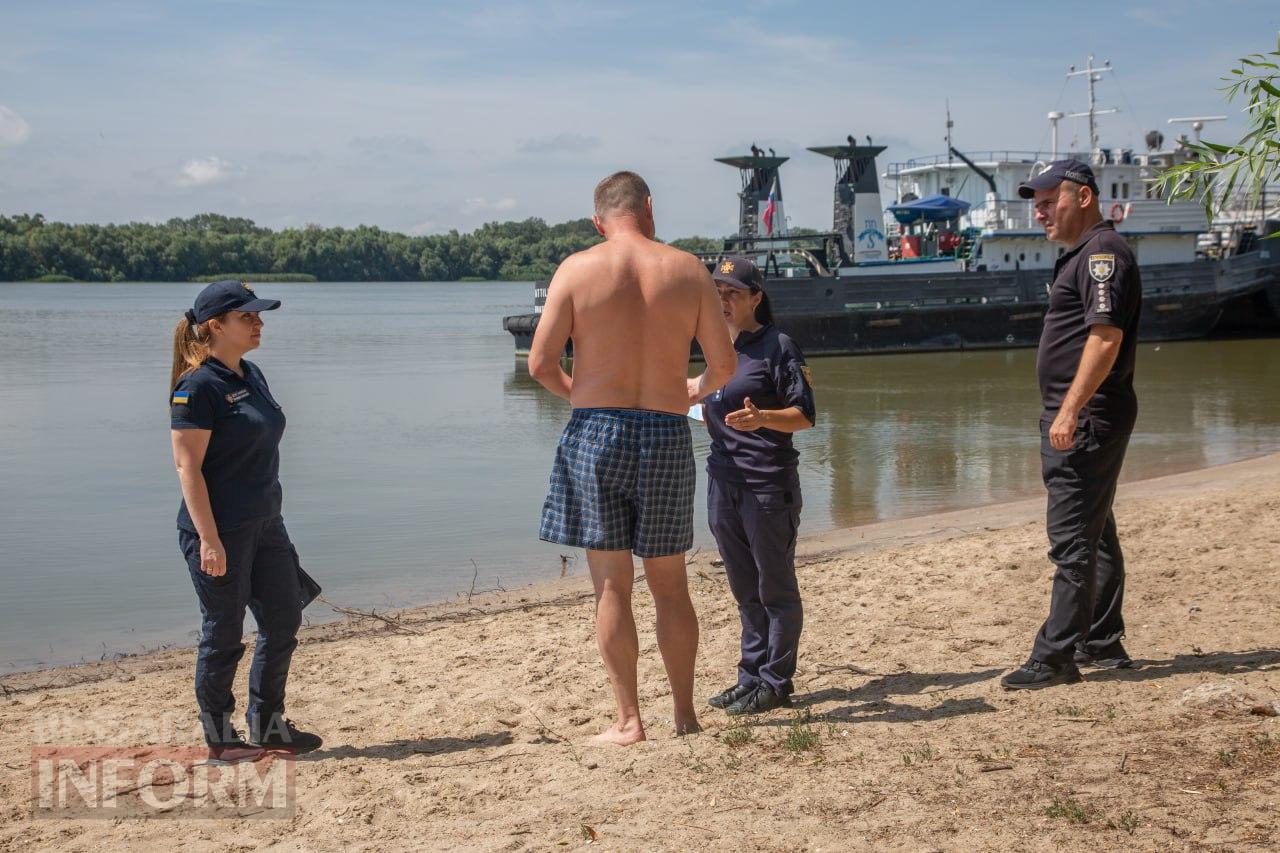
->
xmin=1154 ymin=35 xmax=1280 ymax=236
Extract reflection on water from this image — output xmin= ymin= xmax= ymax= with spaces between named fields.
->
xmin=0 ymin=281 xmax=1277 ymax=672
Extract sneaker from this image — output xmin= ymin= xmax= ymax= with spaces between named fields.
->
xmin=1000 ymin=659 xmax=1083 ymax=690
xmin=708 ymin=682 xmax=756 ymax=709
xmin=247 ymin=717 xmax=323 ymax=754
xmin=1074 ymin=643 xmax=1134 ymax=670
xmin=726 ymin=683 xmax=793 ymax=716
xmin=206 ymin=731 xmax=267 ymax=764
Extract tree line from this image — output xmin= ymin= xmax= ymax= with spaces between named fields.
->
xmin=0 ymin=213 xmax=723 ymax=283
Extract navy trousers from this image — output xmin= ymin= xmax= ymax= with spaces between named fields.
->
xmin=1032 ymin=419 xmax=1131 ymax=665
xmin=708 ymin=477 xmax=803 ymax=696
xmin=179 ymin=516 xmax=303 ymax=746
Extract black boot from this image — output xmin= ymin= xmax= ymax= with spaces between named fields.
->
xmin=726 ymin=683 xmax=792 ymax=716
xmin=1074 ymin=642 xmax=1134 ymax=669
xmin=1000 ymin=658 xmax=1082 ymax=690
xmin=708 ymin=682 xmax=756 ymax=709
xmin=247 ymin=715 xmax=323 ymax=754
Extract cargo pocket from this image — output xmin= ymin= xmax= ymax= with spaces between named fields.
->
xmin=290 ymin=545 xmax=323 ymax=609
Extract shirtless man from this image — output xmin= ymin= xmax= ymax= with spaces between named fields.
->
xmin=529 ymin=171 xmax=736 ymax=745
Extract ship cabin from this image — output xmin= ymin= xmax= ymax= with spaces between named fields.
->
xmin=883 ymin=145 xmax=1208 ymax=274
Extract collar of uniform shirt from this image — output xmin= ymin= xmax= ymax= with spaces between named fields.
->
xmin=1063 ymin=219 xmax=1115 ymax=258
xmin=734 ymin=324 xmax=771 ymax=347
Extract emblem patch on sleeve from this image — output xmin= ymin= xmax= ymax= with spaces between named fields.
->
xmin=801 ymin=364 xmax=814 ymax=388
xmin=1088 ymin=253 xmax=1115 ymax=283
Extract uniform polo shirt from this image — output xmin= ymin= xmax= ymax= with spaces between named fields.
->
xmin=1036 ymin=220 xmax=1142 ymax=433
xmin=170 ymin=356 xmax=286 ymax=533
xmin=704 ymin=324 xmax=816 ymax=493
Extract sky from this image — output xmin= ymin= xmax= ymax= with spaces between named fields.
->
xmin=1 ymin=1 xmax=1276 ymax=239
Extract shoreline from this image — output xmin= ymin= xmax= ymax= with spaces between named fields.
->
xmin=4 ymin=450 xmax=1276 ymax=691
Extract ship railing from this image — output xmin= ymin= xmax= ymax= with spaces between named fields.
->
xmin=965 ymin=198 xmax=1208 ymax=234
xmin=885 ymin=151 xmax=1044 ymax=179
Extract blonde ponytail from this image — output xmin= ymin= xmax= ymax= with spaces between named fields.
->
xmin=170 ymin=314 xmax=215 ymax=391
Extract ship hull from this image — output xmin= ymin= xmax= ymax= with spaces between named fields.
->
xmin=503 ymin=250 xmax=1279 ymax=357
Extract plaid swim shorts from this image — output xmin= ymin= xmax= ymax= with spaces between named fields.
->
xmin=539 ymin=407 xmax=696 ymax=558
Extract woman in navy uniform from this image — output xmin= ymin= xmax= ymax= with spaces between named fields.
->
xmin=169 ymin=279 xmax=322 ymax=761
xmin=700 ymin=257 xmax=816 ymax=715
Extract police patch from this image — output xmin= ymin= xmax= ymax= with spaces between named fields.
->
xmin=225 ymin=389 xmax=251 ymax=404
xmin=801 ymin=364 xmax=814 ymax=388
xmin=1088 ymin=253 xmax=1115 ymax=283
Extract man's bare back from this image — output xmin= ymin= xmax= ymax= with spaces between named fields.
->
xmin=529 ymin=232 xmax=734 ymax=413
xmin=536 ymin=237 xmax=731 ymax=414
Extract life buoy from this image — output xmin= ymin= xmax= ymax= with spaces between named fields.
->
xmin=1109 ymin=202 xmax=1126 ymax=223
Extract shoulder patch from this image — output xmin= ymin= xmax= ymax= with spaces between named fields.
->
xmin=171 ymin=391 xmax=191 ymax=405
xmin=1088 ymin=253 xmax=1115 ymax=283
xmin=801 ymin=364 xmax=814 ymax=388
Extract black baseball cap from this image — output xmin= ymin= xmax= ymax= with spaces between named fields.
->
xmin=1017 ymin=159 xmax=1100 ymax=199
xmin=712 ymin=256 xmax=773 ymax=325
xmin=712 ymin=256 xmax=763 ymax=290
xmin=187 ymin=279 xmax=281 ymax=325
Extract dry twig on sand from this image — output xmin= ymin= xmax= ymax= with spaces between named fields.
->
xmin=317 ymin=597 xmax=424 ymax=635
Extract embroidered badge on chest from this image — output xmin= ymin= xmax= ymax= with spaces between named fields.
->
xmin=225 ymin=389 xmax=251 ymax=404
xmin=1088 ymin=253 xmax=1115 ymax=283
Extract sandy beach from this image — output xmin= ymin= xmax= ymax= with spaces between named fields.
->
xmin=2 ymin=454 xmax=1279 ymax=851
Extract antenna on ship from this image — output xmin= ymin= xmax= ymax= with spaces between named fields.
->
xmin=1166 ymin=116 xmax=1227 ymax=144
xmin=945 ymin=101 xmax=955 ymax=193
xmin=1066 ymin=55 xmax=1118 ymax=155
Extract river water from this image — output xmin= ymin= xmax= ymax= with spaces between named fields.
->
xmin=1 ymin=281 xmax=1277 ymax=673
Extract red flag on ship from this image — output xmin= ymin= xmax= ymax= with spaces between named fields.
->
xmin=762 ymin=176 xmax=778 ymax=235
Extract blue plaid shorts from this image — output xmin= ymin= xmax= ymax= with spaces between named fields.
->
xmin=539 ymin=408 xmax=696 ymax=557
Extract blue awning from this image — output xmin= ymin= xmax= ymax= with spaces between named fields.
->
xmin=887 ymin=194 xmax=971 ymax=225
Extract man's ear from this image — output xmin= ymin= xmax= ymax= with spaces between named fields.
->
xmin=591 ymin=214 xmax=605 ymax=237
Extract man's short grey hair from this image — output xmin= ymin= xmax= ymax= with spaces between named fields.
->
xmin=594 ymin=171 xmax=651 ymax=217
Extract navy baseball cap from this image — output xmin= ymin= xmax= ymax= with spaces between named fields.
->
xmin=1017 ymin=159 xmax=1100 ymax=199
xmin=712 ymin=256 xmax=763 ymax=290
xmin=712 ymin=256 xmax=774 ymax=325
xmin=187 ymin=279 xmax=281 ymax=324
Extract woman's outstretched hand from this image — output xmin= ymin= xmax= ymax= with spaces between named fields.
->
xmin=725 ymin=396 xmax=767 ymax=432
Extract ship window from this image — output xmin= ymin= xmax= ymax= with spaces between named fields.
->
xmin=1004 ymin=253 xmax=1011 ymax=263
xmin=1122 ymin=182 xmax=1130 ymax=198
xmin=1019 ymin=252 xmax=1026 ymax=261
xmin=1111 ymin=182 xmax=1118 ymax=198
xmin=1035 ymin=252 xmax=1041 ymax=262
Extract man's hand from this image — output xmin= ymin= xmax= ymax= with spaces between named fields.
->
xmin=1049 ymin=407 xmax=1080 ymax=451
xmin=725 ymin=396 xmax=766 ymax=432
xmin=200 ymin=537 xmax=227 ymax=577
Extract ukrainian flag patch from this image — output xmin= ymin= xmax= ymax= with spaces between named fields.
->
xmin=172 ymin=392 xmax=190 ymax=405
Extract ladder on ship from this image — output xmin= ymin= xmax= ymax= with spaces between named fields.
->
xmin=956 ymin=227 xmax=981 ymax=265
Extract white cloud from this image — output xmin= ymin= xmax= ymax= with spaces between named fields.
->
xmin=0 ymin=104 xmax=31 ymax=146
xmin=463 ymin=197 xmax=518 ymax=215
xmin=176 ymin=156 xmax=235 ymax=187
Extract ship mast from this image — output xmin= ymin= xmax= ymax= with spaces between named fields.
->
xmin=1066 ymin=55 xmax=1118 ymax=155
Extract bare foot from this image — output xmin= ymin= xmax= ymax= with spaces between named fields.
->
xmin=674 ymin=715 xmax=702 ymax=736
xmin=592 ymin=721 xmax=646 ymax=746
